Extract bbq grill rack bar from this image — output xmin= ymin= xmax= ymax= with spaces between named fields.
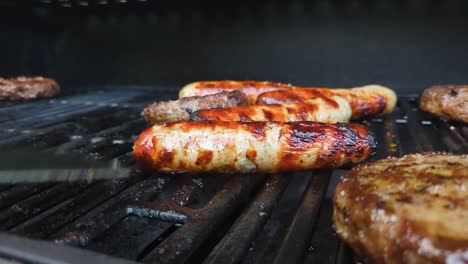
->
xmin=0 ymin=232 xmax=135 ymax=264
xmin=0 ymin=87 xmax=466 ymax=264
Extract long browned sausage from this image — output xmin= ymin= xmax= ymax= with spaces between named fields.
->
xmin=178 ymin=81 xmax=397 ymax=120
xmin=133 ymin=121 xmax=375 ymax=173
xmin=142 ymin=90 xmax=248 ymax=124
xmin=190 ymin=96 xmax=351 ymax=123
xmin=178 ymin=81 xmax=293 ymax=104
xmin=257 ymin=85 xmax=397 ymax=120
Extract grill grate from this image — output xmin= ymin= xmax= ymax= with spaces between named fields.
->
xmin=0 ymin=87 xmax=466 ymax=263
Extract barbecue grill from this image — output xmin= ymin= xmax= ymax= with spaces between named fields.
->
xmin=1 ymin=1 xmax=468 ymax=263
xmin=0 ymin=88 xmax=466 ymax=263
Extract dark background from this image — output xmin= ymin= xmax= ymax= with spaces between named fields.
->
xmin=1 ymin=0 xmax=468 ymax=96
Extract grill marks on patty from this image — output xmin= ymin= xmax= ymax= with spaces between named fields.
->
xmin=333 ymin=153 xmax=468 ymax=264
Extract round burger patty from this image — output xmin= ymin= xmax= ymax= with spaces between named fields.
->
xmin=0 ymin=76 xmax=60 ymax=101
xmin=419 ymin=85 xmax=468 ymax=123
xmin=333 ymin=153 xmax=468 ymax=264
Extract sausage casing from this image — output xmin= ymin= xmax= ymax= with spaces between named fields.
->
xmin=178 ymin=80 xmax=292 ymax=104
xmin=257 ymin=85 xmax=397 ymax=120
xmin=133 ymin=121 xmax=375 ymax=173
xmin=190 ymin=96 xmax=351 ymax=123
xmin=142 ymin=90 xmax=248 ymax=124
xmin=179 ymin=81 xmax=396 ymax=120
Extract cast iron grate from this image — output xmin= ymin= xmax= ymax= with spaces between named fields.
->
xmin=0 ymin=87 xmax=466 ymax=264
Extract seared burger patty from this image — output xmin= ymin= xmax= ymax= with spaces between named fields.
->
xmin=419 ymin=85 xmax=468 ymax=123
xmin=133 ymin=121 xmax=375 ymax=173
xmin=142 ymin=90 xmax=248 ymax=124
xmin=0 ymin=76 xmax=60 ymax=101
xmin=333 ymin=153 xmax=468 ymax=264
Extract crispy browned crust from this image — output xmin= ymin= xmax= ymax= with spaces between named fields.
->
xmin=190 ymin=95 xmax=352 ymax=123
xmin=333 ymin=153 xmax=468 ymax=264
xmin=257 ymin=85 xmax=397 ymax=120
xmin=178 ymin=80 xmax=293 ymax=104
xmin=133 ymin=121 xmax=375 ymax=173
xmin=141 ymin=90 xmax=248 ymax=124
xmin=0 ymin=76 xmax=60 ymax=101
xmin=179 ymin=81 xmax=396 ymax=120
xmin=419 ymin=85 xmax=468 ymax=123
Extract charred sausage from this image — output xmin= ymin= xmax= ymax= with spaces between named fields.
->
xmin=133 ymin=121 xmax=375 ymax=173
xmin=178 ymin=80 xmax=293 ymax=104
xmin=178 ymin=81 xmax=396 ymax=120
xmin=142 ymin=90 xmax=248 ymax=124
xmin=257 ymin=85 xmax=397 ymax=120
xmin=190 ymin=96 xmax=351 ymax=123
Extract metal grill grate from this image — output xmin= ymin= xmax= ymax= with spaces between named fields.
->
xmin=0 ymin=87 xmax=466 ymax=263
xmin=1 ymin=0 xmax=150 ymax=8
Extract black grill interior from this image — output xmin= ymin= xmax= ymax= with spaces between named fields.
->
xmin=2 ymin=1 xmax=468 ymax=94
xmin=0 ymin=87 xmax=466 ymax=263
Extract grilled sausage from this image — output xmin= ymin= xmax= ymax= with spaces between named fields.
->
xmin=419 ymin=85 xmax=468 ymax=123
xmin=142 ymin=90 xmax=248 ymax=124
xmin=0 ymin=76 xmax=60 ymax=101
xmin=178 ymin=80 xmax=293 ymax=104
xmin=133 ymin=121 xmax=375 ymax=173
xmin=178 ymin=81 xmax=396 ymax=119
xmin=257 ymin=85 xmax=397 ymax=120
xmin=190 ymin=96 xmax=351 ymax=123
xmin=333 ymin=153 xmax=468 ymax=264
